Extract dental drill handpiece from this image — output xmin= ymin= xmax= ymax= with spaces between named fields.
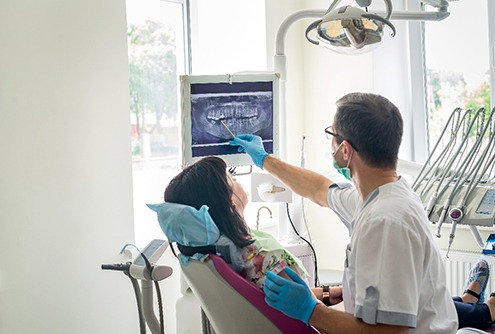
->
xmin=436 ymin=198 xmax=451 ymax=238
xmin=446 ymin=207 xmax=464 ymax=258
xmin=425 ymin=192 xmax=438 ymax=219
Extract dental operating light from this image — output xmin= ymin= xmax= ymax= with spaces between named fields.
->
xmin=303 ymin=0 xmax=450 ymax=55
xmin=306 ymin=0 xmax=396 ymax=54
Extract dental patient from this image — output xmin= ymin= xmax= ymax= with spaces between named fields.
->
xmin=151 ymin=156 xmax=340 ymax=304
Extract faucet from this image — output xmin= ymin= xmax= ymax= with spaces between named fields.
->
xmin=256 ymin=206 xmax=273 ymax=230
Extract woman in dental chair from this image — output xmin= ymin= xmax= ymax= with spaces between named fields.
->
xmin=160 ymin=156 xmax=340 ymax=306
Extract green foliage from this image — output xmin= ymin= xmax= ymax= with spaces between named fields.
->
xmin=128 ymin=21 xmax=178 ymax=138
xmin=428 ymin=70 xmax=442 ymax=110
xmin=427 ymin=69 xmax=491 ymax=144
xmin=463 ymin=80 xmax=491 ymax=113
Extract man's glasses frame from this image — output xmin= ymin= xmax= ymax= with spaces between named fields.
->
xmin=324 ymin=125 xmax=359 ymax=152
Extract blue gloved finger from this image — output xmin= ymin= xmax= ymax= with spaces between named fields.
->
xmin=264 ymin=275 xmax=283 ymax=294
xmin=264 ymin=269 xmax=317 ymax=326
xmin=263 ymin=284 xmax=279 ymax=300
xmin=265 ymin=270 xmax=291 ymax=286
xmin=229 ymin=137 xmax=242 ymax=146
xmin=237 ymin=146 xmax=245 ymax=153
xmin=229 ymin=134 xmax=268 ymax=169
xmin=265 ymin=295 xmax=276 ymax=309
xmin=264 ymin=294 xmax=278 ymax=308
xmin=236 ymin=134 xmax=254 ymax=141
xmin=283 ymin=267 xmax=307 ymax=285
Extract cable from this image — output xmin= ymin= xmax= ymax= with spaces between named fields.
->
xmin=129 ymin=276 xmax=147 ymax=334
xmin=140 ymin=252 xmax=165 ymax=334
xmin=301 ymin=197 xmax=314 ymax=244
xmin=154 ymin=281 xmax=165 ymax=334
xmin=119 ymin=243 xmax=165 ymax=334
xmin=101 ymin=262 xmax=146 ymax=333
xmin=286 ymin=203 xmax=320 ymax=287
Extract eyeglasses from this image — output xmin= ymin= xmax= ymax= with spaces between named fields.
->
xmin=324 ymin=125 xmax=359 ymax=152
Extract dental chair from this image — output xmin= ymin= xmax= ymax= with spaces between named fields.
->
xmin=147 ymin=202 xmax=318 ymax=333
xmin=181 ymin=253 xmax=320 ymax=334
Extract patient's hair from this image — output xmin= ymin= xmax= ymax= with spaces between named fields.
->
xmin=164 ymin=156 xmax=253 ymax=248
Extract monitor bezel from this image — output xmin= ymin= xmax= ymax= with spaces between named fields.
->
xmin=180 ymin=72 xmax=280 ymax=168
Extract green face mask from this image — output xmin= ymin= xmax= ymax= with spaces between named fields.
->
xmin=332 ymin=142 xmax=352 ymax=181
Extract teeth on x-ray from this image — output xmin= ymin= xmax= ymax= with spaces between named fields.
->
xmin=206 ymin=104 xmax=259 ymax=122
xmin=192 ymin=92 xmax=273 ymax=142
xmin=205 ymin=103 xmax=261 ymax=137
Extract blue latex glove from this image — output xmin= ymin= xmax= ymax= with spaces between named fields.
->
xmin=263 ymin=267 xmax=318 ymax=325
xmin=230 ymin=134 xmax=268 ymax=169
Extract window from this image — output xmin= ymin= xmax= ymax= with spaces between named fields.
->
xmin=126 ymin=0 xmax=268 ymax=244
xmin=189 ymin=0 xmax=266 ymax=74
xmin=423 ymin=0 xmax=492 ymax=149
xmin=126 ymin=0 xmax=188 ymax=244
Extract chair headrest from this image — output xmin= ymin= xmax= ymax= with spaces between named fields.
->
xmin=147 ymin=202 xmax=220 ymax=246
xmin=147 ymin=202 xmax=244 ymax=272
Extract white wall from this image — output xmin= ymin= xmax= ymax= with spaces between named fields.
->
xmin=0 ymin=1 xmax=138 ymax=333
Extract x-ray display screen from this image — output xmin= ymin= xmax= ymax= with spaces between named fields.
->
xmin=181 ymin=73 xmax=279 ymax=168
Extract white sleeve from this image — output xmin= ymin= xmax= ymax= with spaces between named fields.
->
xmin=326 ymin=183 xmax=360 ymax=232
xmin=353 ymin=217 xmax=423 ymax=328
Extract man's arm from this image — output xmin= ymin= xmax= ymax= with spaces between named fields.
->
xmin=309 ymin=304 xmax=409 ymax=334
xmin=264 ymin=268 xmax=409 ymax=334
xmin=231 ymin=134 xmax=333 ymax=207
xmin=262 ymin=155 xmax=333 ymax=207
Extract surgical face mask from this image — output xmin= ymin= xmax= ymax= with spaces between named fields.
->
xmin=332 ymin=142 xmax=353 ymax=181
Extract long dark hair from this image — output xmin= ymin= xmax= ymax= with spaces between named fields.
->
xmin=164 ymin=156 xmax=253 ymax=248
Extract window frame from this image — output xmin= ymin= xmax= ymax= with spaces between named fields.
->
xmin=408 ymin=0 xmax=495 ymax=162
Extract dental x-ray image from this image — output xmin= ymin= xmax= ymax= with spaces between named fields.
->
xmin=190 ymin=81 xmax=274 ymax=158
xmin=180 ymin=73 xmax=279 ymax=168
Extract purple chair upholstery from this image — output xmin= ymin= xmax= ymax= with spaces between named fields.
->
xmin=209 ymin=254 xmax=320 ymax=333
xmin=181 ymin=253 xmax=319 ymax=334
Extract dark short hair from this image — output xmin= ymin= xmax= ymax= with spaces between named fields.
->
xmin=164 ymin=156 xmax=253 ymax=248
xmin=334 ymin=92 xmax=403 ymax=168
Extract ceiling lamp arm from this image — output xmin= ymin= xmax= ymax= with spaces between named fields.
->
xmin=388 ymin=9 xmax=449 ymax=21
xmin=421 ymin=0 xmax=449 ymax=10
xmin=325 ymin=0 xmax=343 ymax=14
xmin=275 ymin=9 xmax=326 ymax=58
xmin=382 ymin=0 xmax=392 ymax=20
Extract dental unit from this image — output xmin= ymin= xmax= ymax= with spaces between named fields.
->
xmin=413 ymin=107 xmax=495 ymax=256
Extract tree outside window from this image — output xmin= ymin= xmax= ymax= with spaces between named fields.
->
xmin=128 ymin=20 xmax=179 ymax=160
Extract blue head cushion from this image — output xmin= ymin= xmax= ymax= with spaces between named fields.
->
xmin=147 ymin=202 xmax=221 ymax=246
xmin=147 ymin=202 xmax=245 ymax=272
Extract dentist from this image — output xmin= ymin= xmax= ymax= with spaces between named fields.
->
xmin=230 ymin=92 xmax=458 ymax=333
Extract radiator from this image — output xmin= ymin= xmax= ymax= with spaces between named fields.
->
xmin=441 ymin=249 xmax=495 ymax=297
